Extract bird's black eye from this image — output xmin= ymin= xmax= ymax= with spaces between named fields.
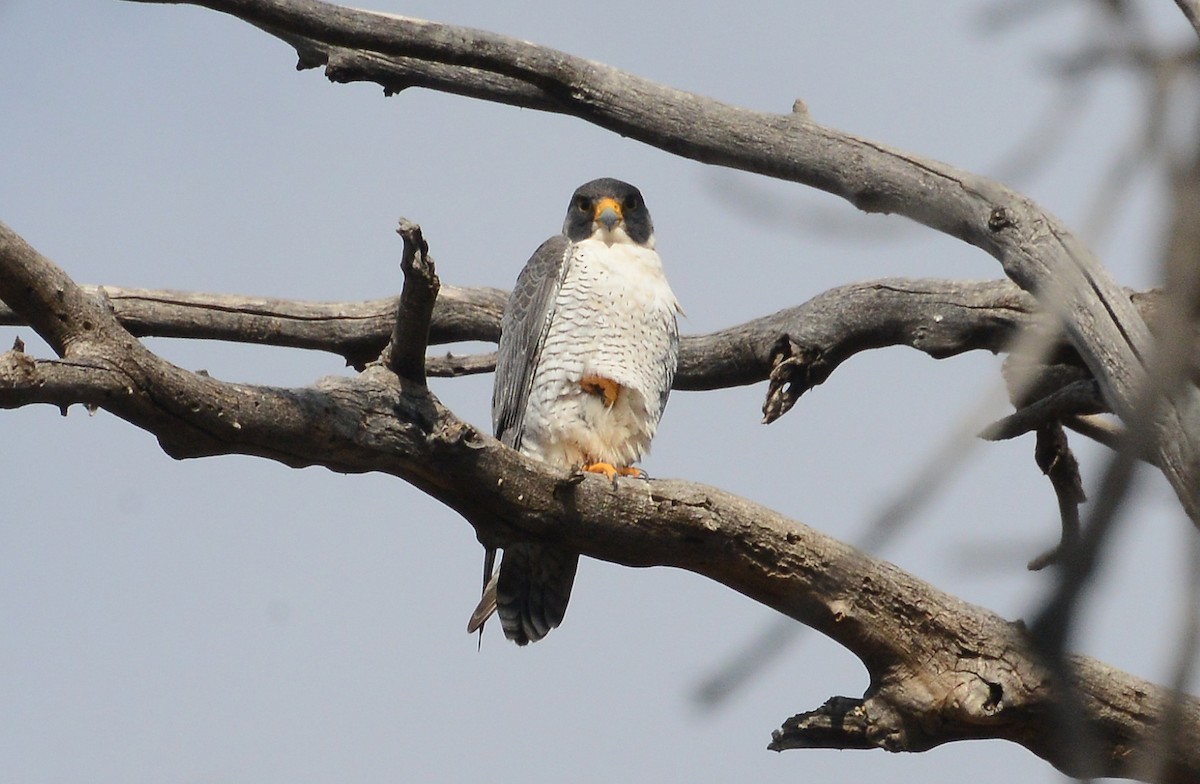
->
xmin=575 ymin=196 xmax=591 ymax=212
xmin=624 ymin=195 xmax=640 ymax=211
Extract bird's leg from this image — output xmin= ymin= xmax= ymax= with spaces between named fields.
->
xmin=580 ymin=375 xmax=620 ymax=408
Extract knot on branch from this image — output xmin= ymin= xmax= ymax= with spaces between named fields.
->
xmin=762 ymin=335 xmax=827 ymax=424
xmin=943 ymin=673 xmax=1007 ymax=724
xmin=769 ymin=696 xmax=877 ymax=752
xmin=987 ymin=207 xmax=1015 ymax=232
xmin=771 ymin=667 xmax=1026 ymax=756
xmin=1 ymin=344 xmax=37 ymax=385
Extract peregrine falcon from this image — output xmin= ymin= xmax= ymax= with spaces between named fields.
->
xmin=468 ymin=178 xmax=681 ymax=645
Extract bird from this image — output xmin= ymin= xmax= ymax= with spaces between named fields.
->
xmin=467 ymin=177 xmax=682 ymax=645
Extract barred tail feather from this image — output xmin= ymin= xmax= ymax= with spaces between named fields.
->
xmin=495 ymin=543 xmax=579 ymax=646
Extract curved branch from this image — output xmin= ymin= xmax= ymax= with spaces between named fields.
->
xmin=0 ymin=276 xmax=1062 ymax=389
xmin=1 ymin=222 xmax=1197 ymax=781
xmin=4 ymin=275 xmax=1169 ymax=429
xmin=122 ymin=0 xmax=1200 ymax=521
xmin=0 ymin=284 xmax=505 ymax=368
xmin=1176 ymin=0 xmax=1200 ymax=43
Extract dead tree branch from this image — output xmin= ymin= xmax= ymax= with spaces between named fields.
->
xmin=0 ymin=275 xmax=1144 ymax=413
xmin=9 ymin=3 xmax=1200 ymax=778
xmin=0 ymin=283 xmax=504 ymax=370
xmin=1 ymin=221 xmax=1198 ymax=781
xmin=124 ymin=0 xmax=1200 ymax=524
xmin=1 ymin=271 xmax=1177 ymax=455
xmin=379 ymin=219 xmax=439 ymax=383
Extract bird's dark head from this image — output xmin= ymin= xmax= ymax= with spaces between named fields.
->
xmin=562 ymin=178 xmax=655 ymax=247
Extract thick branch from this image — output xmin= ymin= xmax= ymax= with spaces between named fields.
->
xmin=0 ymin=227 xmax=128 ymax=357
xmin=5 ymin=337 xmax=1199 ymax=782
xmin=769 ymin=656 xmax=1200 ymax=783
xmin=2 ymin=218 xmax=1198 ymax=783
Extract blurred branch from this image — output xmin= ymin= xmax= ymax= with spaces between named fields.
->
xmin=981 ymin=378 xmax=1107 ymax=441
xmin=1176 ymin=0 xmax=1200 ymax=41
xmin=3 ymin=219 xmax=1199 ymax=781
xmin=1025 ymin=423 xmax=1087 ymax=571
xmin=1063 ymin=412 xmax=1123 ymax=448
xmin=974 ymin=0 xmax=1079 ymax=32
xmin=1023 ymin=85 xmax=1200 ymax=777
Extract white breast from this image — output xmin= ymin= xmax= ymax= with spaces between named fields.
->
xmin=521 ymin=239 xmax=681 ymax=468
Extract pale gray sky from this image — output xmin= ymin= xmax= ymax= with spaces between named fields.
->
xmin=2 ymin=1 xmax=1195 ymax=782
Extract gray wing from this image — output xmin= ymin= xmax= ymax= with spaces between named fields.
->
xmin=474 ymin=235 xmax=573 ymax=643
xmin=492 ymin=234 xmax=572 ymax=448
xmin=654 ymin=314 xmax=681 ymax=423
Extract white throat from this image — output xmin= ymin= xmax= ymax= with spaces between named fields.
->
xmin=590 ymin=225 xmax=656 ymax=250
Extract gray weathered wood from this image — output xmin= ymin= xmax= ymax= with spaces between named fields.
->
xmin=2 ymin=217 xmax=1198 ymax=781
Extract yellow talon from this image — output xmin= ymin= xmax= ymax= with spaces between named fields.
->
xmin=582 ymin=461 xmax=619 ymax=481
xmin=582 ymin=462 xmax=643 ymax=488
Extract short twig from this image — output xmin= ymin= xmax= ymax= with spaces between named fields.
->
xmin=979 ymin=379 xmax=1106 ymax=441
xmin=384 ymin=219 xmax=440 ymax=385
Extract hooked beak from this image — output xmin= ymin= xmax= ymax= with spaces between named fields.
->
xmin=594 ymin=197 xmax=622 ymax=232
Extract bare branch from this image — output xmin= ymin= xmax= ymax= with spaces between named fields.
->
xmin=772 ymin=656 xmax=1200 ymax=783
xmin=1064 ymin=413 xmax=1124 ymax=448
xmin=123 ymin=0 xmax=1200 ymax=525
xmin=3 ymin=204 xmax=1199 ymax=782
xmin=379 ymin=219 xmax=439 ymax=384
xmin=13 ymin=6 xmax=1200 ymax=777
xmin=3 ymin=272 xmax=1177 ymax=435
xmin=0 ymin=277 xmax=1047 ymax=390
xmin=425 ymin=350 xmax=496 ymax=378
xmin=770 ymin=696 xmax=877 ymax=751
xmin=0 ymin=224 xmax=127 ymax=357
xmin=0 ymin=284 xmax=505 ymax=369
xmin=980 ymin=379 xmax=1106 ymax=441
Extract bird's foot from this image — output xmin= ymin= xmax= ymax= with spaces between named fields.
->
xmin=582 ymin=462 xmax=643 ymax=489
